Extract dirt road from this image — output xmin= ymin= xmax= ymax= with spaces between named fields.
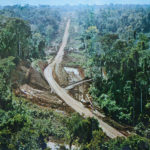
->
xmin=44 ymin=20 xmax=125 ymax=138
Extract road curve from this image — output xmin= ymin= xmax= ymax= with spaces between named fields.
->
xmin=44 ymin=20 xmax=125 ymax=139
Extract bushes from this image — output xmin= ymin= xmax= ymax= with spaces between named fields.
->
xmin=102 ymin=135 xmax=150 ymax=150
xmin=86 ymin=33 xmax=150 ymax=126
xmin=66 ymin=113 xmax=99 ymax=149
xmin=80 ymin=131 xmax=150 ymax=150
xmin=87 ymin=129 xmax=107 ymax=150
xmin=96 ymin=94 xmax=132 ymax=124
xmin=0 ymin=95 xmax=68 ymax=150
xmin=81 ymin=6 xmax=150 ymax=126
xmin=0 ymin=58 xmax=67 ymax=149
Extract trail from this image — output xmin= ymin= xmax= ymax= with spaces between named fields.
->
xmin=65 ymin=79 xmax=92 ymax=90
xmin=44 ymin=20 xmax=125 ymax=138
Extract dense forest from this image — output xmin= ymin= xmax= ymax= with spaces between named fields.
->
xmin=0 ymin=4 xmax=150 ymax=150
xmin=78 ymin=5 xmax=150 ymax=126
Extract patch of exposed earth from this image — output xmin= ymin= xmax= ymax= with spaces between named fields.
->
xmin=12 ymin=60 xmax=73 ymax=113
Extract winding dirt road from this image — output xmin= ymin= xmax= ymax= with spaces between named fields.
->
xmin=44 ymin=20 xmax=125 ymax=138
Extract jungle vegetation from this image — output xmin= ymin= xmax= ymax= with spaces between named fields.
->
xmin=0 ymin=4 xmax=150 ymax=150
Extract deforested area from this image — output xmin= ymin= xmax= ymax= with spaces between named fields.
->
xmin=0 ymin=1 xmax=150 ymax=150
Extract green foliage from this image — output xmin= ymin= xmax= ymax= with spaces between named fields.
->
xmin=0 ymin=5 xmax=62 ymax=60
xmin=79 ymin=6 xmax=150 ymax=128
xmin=0 ymin=16 xmax=47 ymax=59
xmin=65 ymin=52 xmax=86 ymax=67
xmin=66 ymin=113 xmax=99 ymax=149
xmin=85 ymin=30 xmax=150 ymax=125
xmin=0 ymin=57 xmax=15 ymax=110
xmin=0 ymin=18 xmax=31 ymax=58
xmin=1 ymin=4 xmax=150 ymax=150
xmin=102 ymin=135 xmax=150 ymax=150
xmin=0 ymin=95 xmax=67 ymax=150
xmin=87 ymin=129 xmax=107 ymax=150
xmin=0 ymin=57 xmax=67 ymax=149
xmin=81 ymin=134 xmax=150 ymax=150
xmin=0 ymin=5 xmax=61 ymax=47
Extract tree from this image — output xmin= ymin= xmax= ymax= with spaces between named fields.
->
xmin=87 ymin=129 xmax=107 ymax=150
xmin=102 ymin=135 xmax=150 ymax=150
xmin=66 ymin=113 xmax=99 ymax=149
xmin=0 ymin=17 xmax=31 ymax=58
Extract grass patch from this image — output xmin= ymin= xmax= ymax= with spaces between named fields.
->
xmin=64 ymin=52 xmax=86 ymax=67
